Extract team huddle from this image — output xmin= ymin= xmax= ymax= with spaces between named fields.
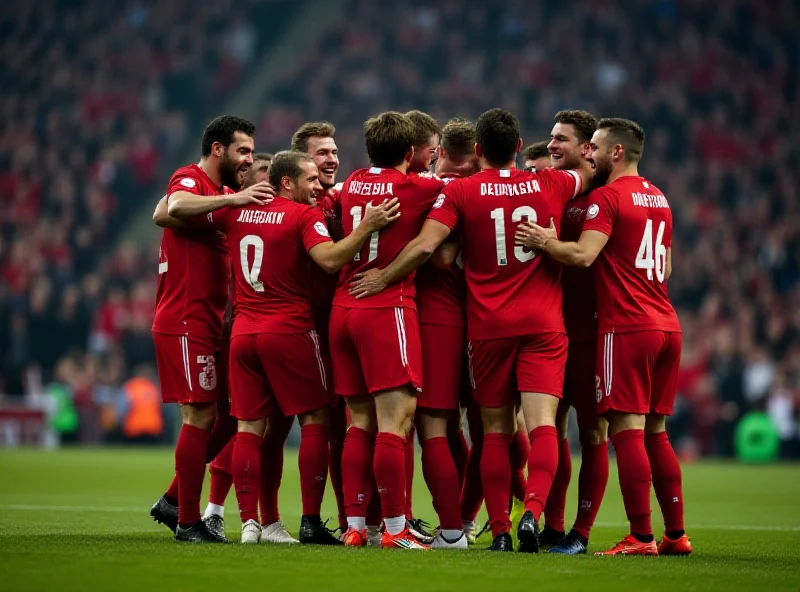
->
xmin=148 ymin=107 xmax=692 ymax=556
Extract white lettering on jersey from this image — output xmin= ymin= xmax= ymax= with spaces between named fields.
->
xmin=236 ymin=210 xmax=286 ymax=224
xmin=480 ymin=180 xmax=541 ymax=197
xmin=347 ymin=180 xmax=394 ymax=196
xmin=631 ymin=192 xmax=669 ymax=209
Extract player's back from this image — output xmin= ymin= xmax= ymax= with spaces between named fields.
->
xmin=153 ymin=164 xmax=230 ymax=339
xmin=440 ymin=168 xmax=580 ymax=340
xmin=220 ymin=196 xmax=330 ymax=336
xmin=561 ymin=192 xmax=597 ymax=342
xmin=334 ymin=167 xmax=443 ymax=309
xmin=584 ymin=176 xmax=680 ymax=333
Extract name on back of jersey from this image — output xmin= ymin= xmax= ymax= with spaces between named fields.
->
xmin=481 ymin=179 xmax=541 ymax=196
xmin=348 ymin=180 xmax=394 ymax=196
xmin=631 ymin=192 xmax=669 ymax=209
xmin=236 ymin=209 xmax=286 ymax=225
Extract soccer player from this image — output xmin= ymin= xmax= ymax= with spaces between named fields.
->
xmin=150 ymin=115 xmax=272 ymax=543
xmin=516 ymin=118 xmax=691 ymax=556
xmin=531 ymin=111 xmax=611 ymax=555
xmin=522 ymin=141 xmax=552 ymax=172
xmin=332 ymin=112 xmax=444 ymax=550
xmin=412 ymin=117 xmax=478 ymax=549
xmin=290 ymin=122 xmax=349 ymax=534
xmin=349 ymin=108 xmax=591 ymax=553
xmin=407 ymin=110 xmax=441 ymax=174
xmin=170 ymin=150 xmax=399 ymax=544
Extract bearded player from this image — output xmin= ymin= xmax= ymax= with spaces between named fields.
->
xmin=517 ymin=118 xmax=690 ymax=556
xmin=149 ymin=115 xmax=272 ymax=543
xmin=533 ymin=110 xmax=611 ymax=555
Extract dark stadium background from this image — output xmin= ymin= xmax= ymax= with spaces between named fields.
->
xmin=1 ymin=0 xmax=798 ymax=461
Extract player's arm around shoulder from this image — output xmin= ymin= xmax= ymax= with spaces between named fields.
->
xmin=167 ymin=182 xmax=274 ymax=219
xmin=153 ymin=196 xmax=185 ymax=229
xmin=308 ymin=198 xmax=400 ymax=274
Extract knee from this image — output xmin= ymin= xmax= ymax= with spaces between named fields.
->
xmin=182 ymin=402 xmax=217 ymax=430
xmin=418 ymin=409 xmax=449 ymax=441
xmin=300 ymin=406 xmax=330 ymax=428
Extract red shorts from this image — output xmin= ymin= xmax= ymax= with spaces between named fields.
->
xmin=419 ymin=323 xmax=465 ymax=411
xmin=563 ymin=339 xmax=598 ymax=429
xmin=596 ymin=331 xmax=682 ymax=416
xmin=467 ymin=332 xmax=568 ymax=408
xmin=217 ymin=336 xmax=231 ymax=417
xmin=228 ymin=331 xmax=330 ymax=420
xmin=329 ymin=306 xmax=423 ymax=397
xmin=154 ymin=332 xmax=221 ymax=404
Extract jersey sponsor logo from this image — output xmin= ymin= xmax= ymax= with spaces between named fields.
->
xmin=197 ymin=355 xmax=217 ymax=391
xmin=586 ymin=204 xmax=600 ymax=220
xmin=314 ymin=221 xmax=330 ymax=237
xmin=432 ymin=194 xmax=445 ymax=209
xmin=180 ymin=177 xmax=197 ymax=188
xmin=563 ymin=206 xmax=586 ymax=223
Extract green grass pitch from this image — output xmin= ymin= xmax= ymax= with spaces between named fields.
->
xmin=0 ymin=448 xmax=798 ymax=591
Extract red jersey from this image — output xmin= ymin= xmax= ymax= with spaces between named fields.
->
xmin=309 ymin=185 xmax=343 ymax=335
xmin=561 ymin=191 xmax=597 ymax=343
xmin=416 ymin=174 xmax=466 ymax=328
xmin=334 ymin=167 xmax=444 ymax=310
xmin=152 ymin=164 xmax=231 ymax=339
xmin=208 ymin=196 xmax=333 ymax=337
xmin=427 ymin=167 xmax=582 ymax=340
xmin=582 ymin=175 xmax=681 ymax=334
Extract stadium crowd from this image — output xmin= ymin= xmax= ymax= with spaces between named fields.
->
xmin=1 ymin=0 xmax=798 ymax=458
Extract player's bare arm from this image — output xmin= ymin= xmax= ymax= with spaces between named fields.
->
xmin=515 ymin=219 xmax=608 ymax=268
xmin=428 ymin=234 xmax=461 ymax=269
xmin=309 ymin=198 xmax=400 ymax=274
xmin=153 ymin=196 xmax=186 ymax=229
xmin=167 ymin=182 xmax=275 ymax=219
xmin=349 ymin=218 xmax=451 ymax=299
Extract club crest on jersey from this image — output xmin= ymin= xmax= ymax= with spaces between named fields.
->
xmin=586 ymin=204 xmax=600 ymax=220
xmin=314 ymin=221 xmax=330 ymax=237
xmin=595 ymin=375 xmax=603 ymax=403
xmin=180 ymin=177 xmax=197 ymax=188
xmin=432 ymin=194 xmax=445 ymax=209
xmin=198 ymin=355 xmax=217 ymax=391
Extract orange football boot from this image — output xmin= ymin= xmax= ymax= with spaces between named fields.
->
xmin=595 ymin=534 xmax=658 ymax=556
xmin=658 ymin=533 xmax=692 ymax=555
xmin=380 ymin=527 xmax=431 ymax=550
xmin=341 ymin=527 xmax=367 ymax=547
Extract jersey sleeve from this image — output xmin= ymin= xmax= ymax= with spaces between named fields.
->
xmin=301 ymin=207 xmax=334 ymax=252
xmin=166 ymin=171 xmax=203 ymax=199
xmin=538 ymin=169 xmax=582 ymax=206
xmin=581 ymin=186 xmax=618 ymax=237
xmin=206 ymin=207 xmax=230 ymax=231
xmin=426 ymin=180 xmax=461 ymax=230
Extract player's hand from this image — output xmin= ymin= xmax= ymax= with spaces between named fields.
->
xmin=349 ymin=268 xmax=387 ymax=299
xmin=229 ymin=181 xmax=275 ymax=207
xmin=362 ymin=198 xmax=401 ymax=231
xmin=515 ymin=218 xmax=557 ymax=250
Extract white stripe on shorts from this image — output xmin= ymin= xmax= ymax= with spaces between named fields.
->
xmin=394 ymin=307 xmax=408 ymax=367
xmin=603 ymin=332 xmax=613 ymax=398
xmin=309 ymin=330 xmax=328 ymax=390
xmin=467 ymin=342 xmax=476 ymax=389
xmin=181 ymin=335 xmax=193 ymax=391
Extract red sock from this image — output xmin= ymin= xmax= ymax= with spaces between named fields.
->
xmin=461 ymin=429 xmax=483 ymax=522
xmin=375 ymin=432 xmax=407 ymax=519
xmin=299 ymin=423 xmax=330 ymax=516
xmin=366 ymin=478 xmax=381 ymax=525
xmin=165 ymin=476 xmax=179 ymax=504
xmin=259 ymin=432 xmax=285 ymax=525
xmin=205 ymin=413 xmax=237 ymax=463
xmin=449 ymin=428 xmax=469 ymax=489
xmin=573 ymin=441 xmax=609 ymax=539
xmin=404 ymin=426 xmax=416 ymax=518
xmin=342 ymin=427 xmax=375 ymax=518
xmin=421 ymin=436 xmax=462 ymax=529
xmin=232 ymin=431 xmax=262 ymax=524
xmin=175 ymin=424 xmax=210 ymax=525
xmin=481 ymin=432 xmax=512 ymax=537
xmin=524 ymin=426 xmax=559 ymax=521
xmin=510 ymin=428 xmax=530 ymax=502
xmin=544 ymin=437 xmax=572 ymax=531
xmin=645 ymin=432 xmax=684 ymax=533
xmin=329 ymin=403 xmax=348 ymax=529
xmin=611 ymin=429 xmax=652 ymax=536
xmin=208 ymin=439 xmax=234 ymax=506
